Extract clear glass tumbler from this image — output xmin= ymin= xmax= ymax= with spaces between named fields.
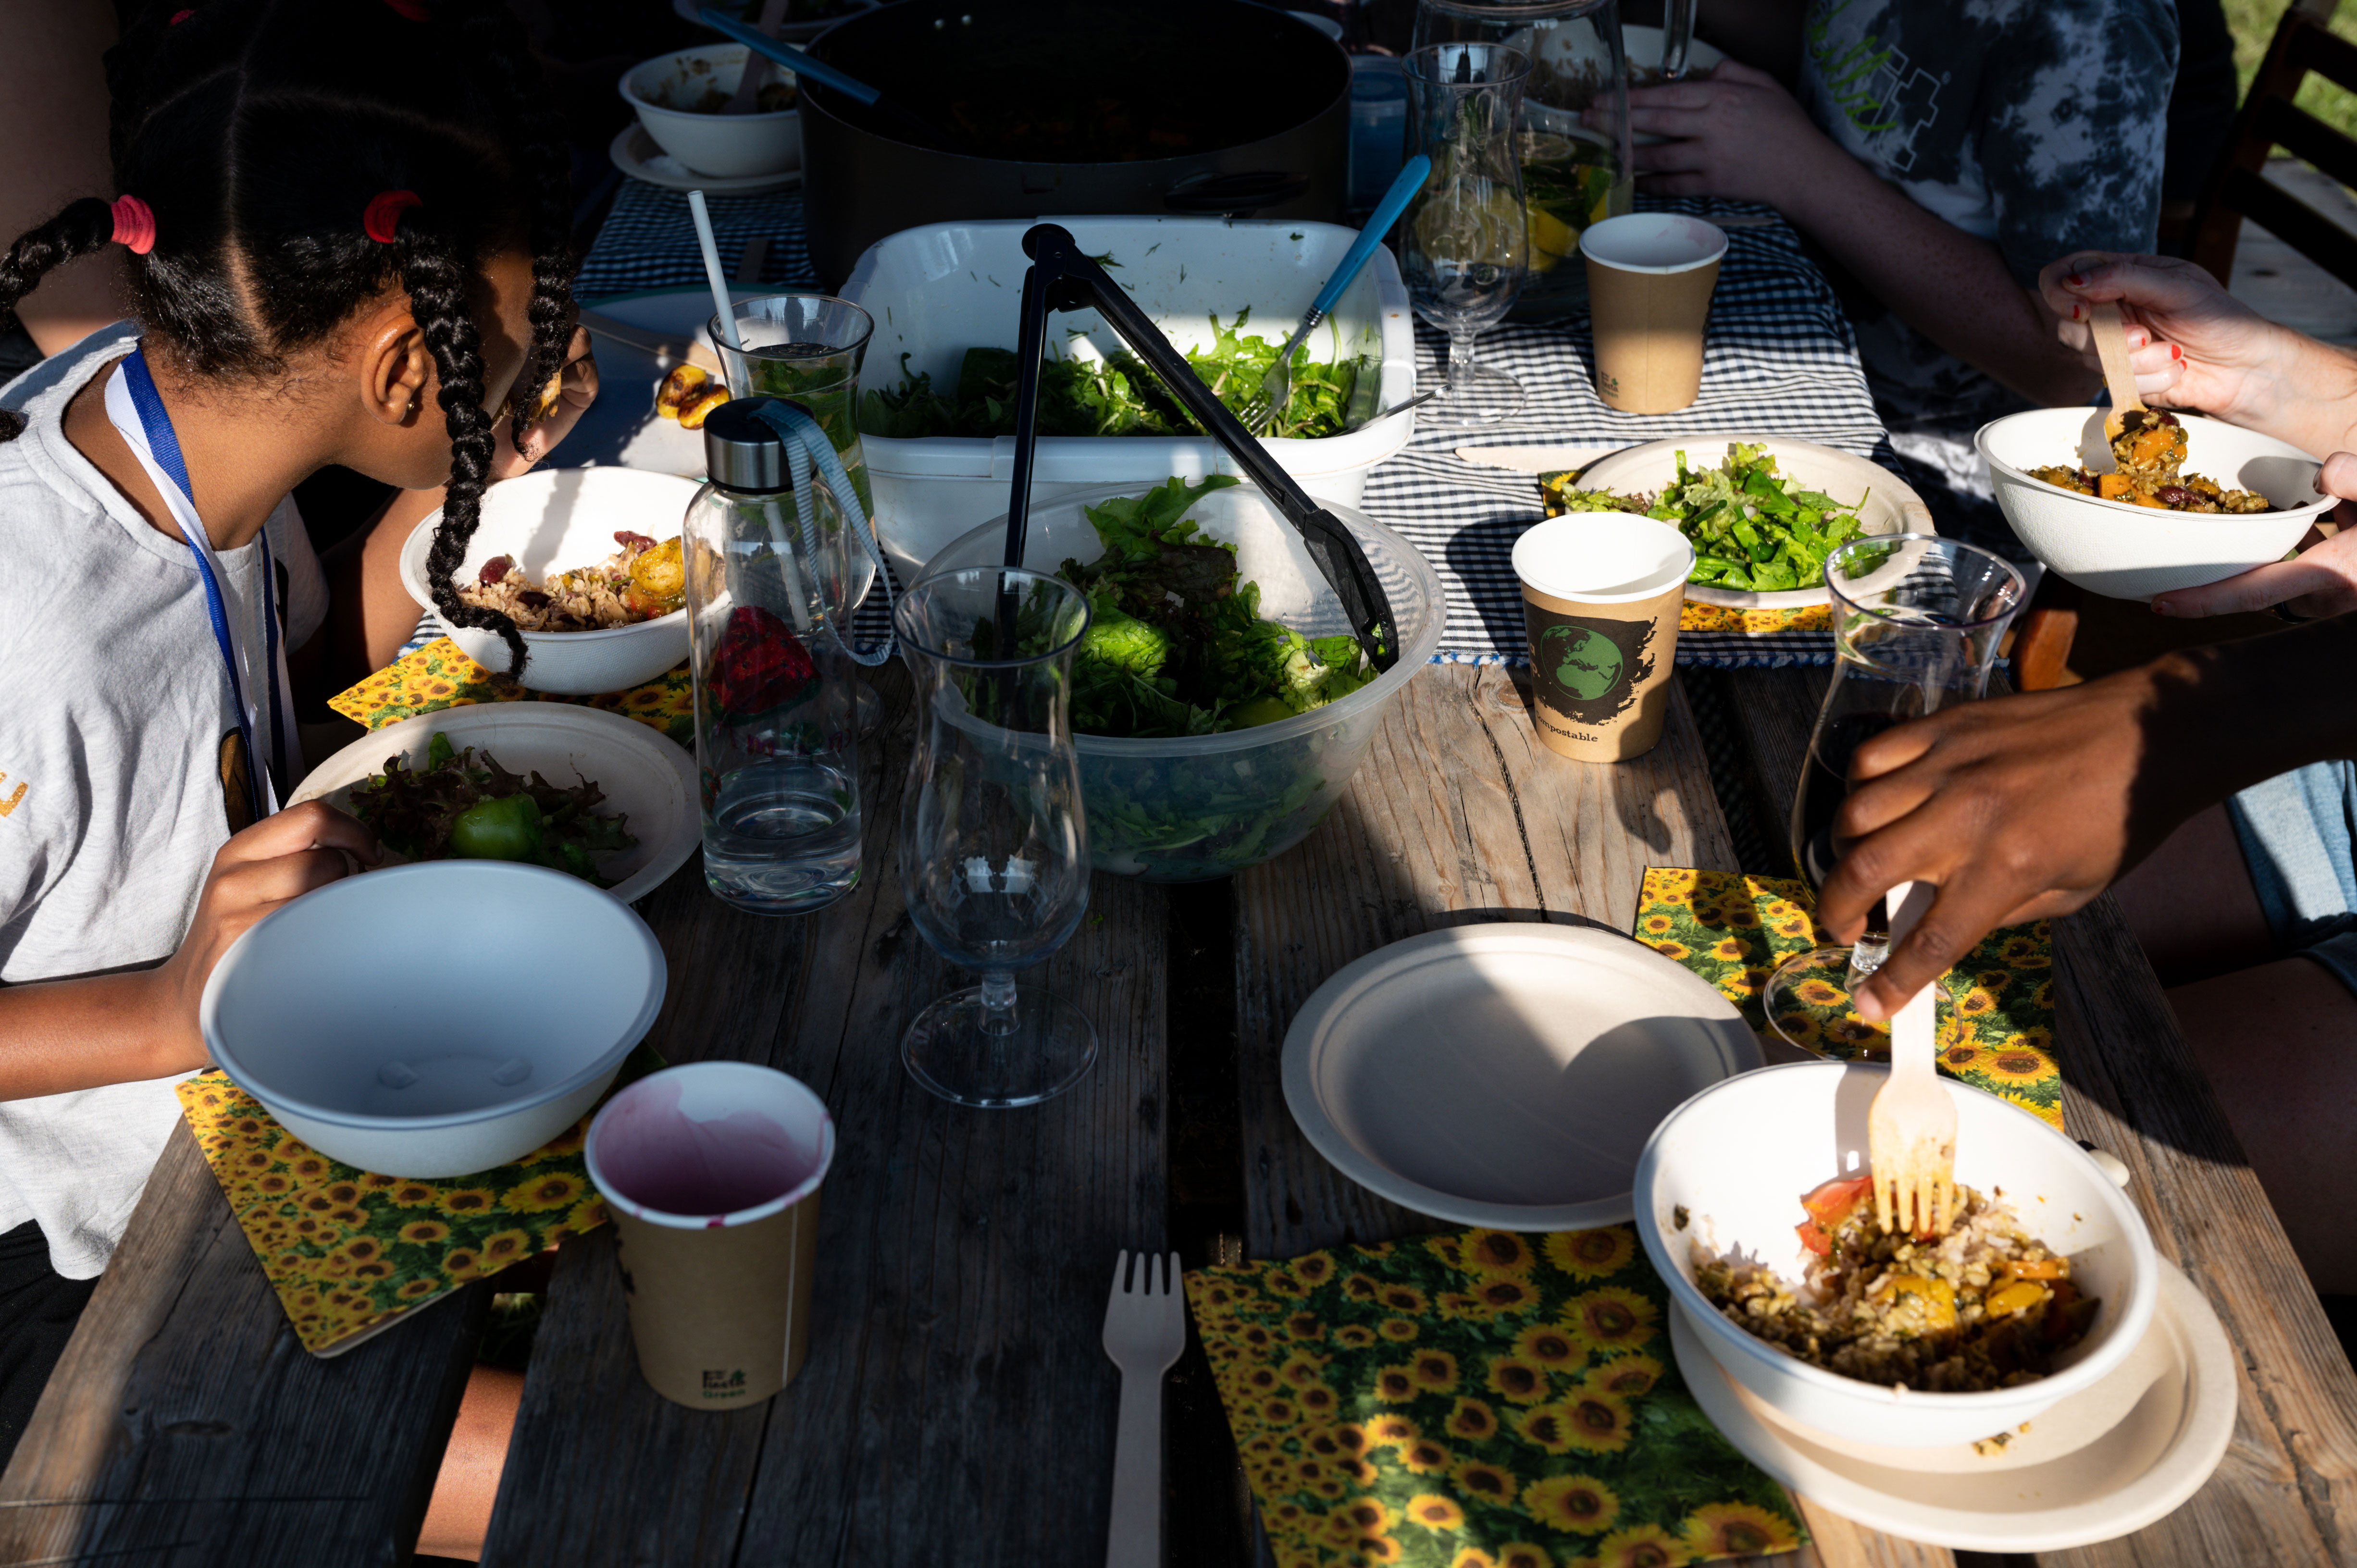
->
xmin=684 ymin=397 xmax=867 ymax=916
xmin=893 ymin=568 xmax=1097 ymax=1108
xmin=1402 ymin=43 xmax=1533 ymax=427
xmin=711 ymin=295 xmax=886 ymax=732
xmin=1764 ymin=536 xmax=2027 ymax=1052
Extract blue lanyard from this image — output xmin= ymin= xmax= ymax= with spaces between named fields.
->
xmin=120 ymin=348 xmax=282 ymax=823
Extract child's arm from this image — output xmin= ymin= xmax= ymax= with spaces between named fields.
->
xmin=0 ymin=803 xmax=380 ymax=1100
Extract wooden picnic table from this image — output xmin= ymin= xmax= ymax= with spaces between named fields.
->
xmin=5 ymin=653 xmax=2354 ymax=1568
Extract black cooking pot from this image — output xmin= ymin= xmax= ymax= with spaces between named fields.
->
xmin=799 ymin=0 xmax=1351 ymax=288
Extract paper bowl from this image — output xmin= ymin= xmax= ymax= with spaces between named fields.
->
xmin=1634 ymin=1060 xmax=2158 ymax=1449
xmin=1977 ymin=407 xmax=2331 ymax=599
xmin=620 ymin=45 xmax=801 ymax=179
xmin=1573 ymin=437 xmax=1933 ymax=610
xmin=400 ymin=468 xmax=697 ymax=695
xmin=201 ymin=861 xmax=668 ymax=1178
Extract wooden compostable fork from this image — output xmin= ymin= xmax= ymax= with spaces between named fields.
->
xmin=1868 ymin=881 xmax=1956 ymax=1236
xmin=1102 ymin=1249 xmax=1185 ymax=1568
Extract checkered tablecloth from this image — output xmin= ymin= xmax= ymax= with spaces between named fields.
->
xmin=576 ymin=182 xmax=1896 ymax=667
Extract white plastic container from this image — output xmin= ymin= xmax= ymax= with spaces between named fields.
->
xmin=202 ymin=862 xmax=668 ymax=1177
xmin=839 ymin=217 xmax=1418 ymax=582
xmin=1634 ymin=1061 xmax=2158 ymax=1451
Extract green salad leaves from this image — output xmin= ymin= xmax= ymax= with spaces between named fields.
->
xmin=347 ymin=732 xmax=635 ymax=887
xmin=861 ymin=311 xmax=1362 ymax=443
xmin=1541 ymin=443 xmax=1869 ymax=592
xmin=993 ymin=475 xmax=1375 ymax=739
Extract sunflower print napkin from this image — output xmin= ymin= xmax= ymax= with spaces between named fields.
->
xmin=1631 ymin=869 xmax=2061 ymax=1129
xmin=1675 ymin=603 xmax=1829 ymax=636
xmin=329 ymin=636 xmax=694 ymax=747
xmin=175 ymin=1054 xmax=650 ymax=1355
xmin=1187 ymin=1227 xmax=1804 ymax=1568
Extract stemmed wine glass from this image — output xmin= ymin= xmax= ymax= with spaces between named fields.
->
xmin=894 ymin=567 xmax=1097 ymax=1108
xmin=1400 ymin=42 xmax=1533 ymax=427
xmin=1763 ymin=536 xmax=2027 ymax=1059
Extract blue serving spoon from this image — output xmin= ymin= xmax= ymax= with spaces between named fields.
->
xmin=1239 ymin=153 xmax=1432 ymax=435
xmin=695 ymin=7 xmax=964 ymax=152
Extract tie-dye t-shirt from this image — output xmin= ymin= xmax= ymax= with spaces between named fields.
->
xmin=1798 ymin=0 xmax=2178 ymax=548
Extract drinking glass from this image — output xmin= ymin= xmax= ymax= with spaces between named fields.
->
xmin=1764 ymin=536 xmax=2027 ymax=1057
xmin=1402 ymin=43 xmax=1532 ymax=427
xmin=894 ymin=568 xmax=1097 ymax=1108
xmin=1414 ymin=0 xmax=1642 ymax=315
xmin=711 ymin=295 xmax=886 ymax=733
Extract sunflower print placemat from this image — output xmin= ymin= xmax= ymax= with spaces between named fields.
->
xmin=1187 ymin=1227 xmax=1805 ymax=1568
xmin=1675 ymin=603 xmax=1829 ymax=636
xmin=1631 ymin=869 xmax=2061 ymax=1130
xmin=329 ymin=637 xmax=694 ymax=747
xmin=176 ymin=1054 xmax=651 ymax=1356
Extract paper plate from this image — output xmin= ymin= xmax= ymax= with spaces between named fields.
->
xmin=1670 ymin=1257 xmax=2236 ymax=1552
xmin=292 ymin=704 xmax=699 ymax=907
xmin=1573 ymin=436 xmax=1934 ymax=611
xmin=1281 ymin=924 xmax=1761 ymax=1229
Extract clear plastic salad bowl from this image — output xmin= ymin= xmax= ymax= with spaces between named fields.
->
xmin=919 ymin=481 xmax=1443 ymax=881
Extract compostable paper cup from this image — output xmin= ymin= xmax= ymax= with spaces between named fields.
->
xmin=585 ymin=1062 xmax=835 ymax=1409
xmin=1582 ymin=213 xmax=1728 ymax=414
xmin=1512 ymin=514 xmax=1693 ymax=762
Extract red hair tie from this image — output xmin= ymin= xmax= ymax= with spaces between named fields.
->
xmin=169 ymin=9 xmax=195 ymax=22
xmin=381 ymin=0 xmax=432 ymax=18
xmin=363 ymin=190 xmax=422 ymax=245
xmin=109 ymin=196 xmax=156 ymax=255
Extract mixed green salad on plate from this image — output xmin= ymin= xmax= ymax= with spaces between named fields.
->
xmin=1541 ymin=442 xmax=1871 ymax=593
xmin=347 ymin=732 xmax=636 ymax=888
xmin=861 ymin=310 xmax=1363 ymax=442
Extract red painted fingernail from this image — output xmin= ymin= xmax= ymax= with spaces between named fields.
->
xmin=2153 ymin=599 xmax=2175 ymax=617
xmin=2172 ymin=345 xmax=2182 ymax=360
xmin=2066 ymin=272 xmax=2086 ymax=288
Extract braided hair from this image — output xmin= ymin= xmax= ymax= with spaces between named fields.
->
xmin=0 ymin=0 xmax=577 ymax=675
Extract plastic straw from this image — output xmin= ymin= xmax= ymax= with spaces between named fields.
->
xmin=686 ymin=190 xmax=744 ymax=353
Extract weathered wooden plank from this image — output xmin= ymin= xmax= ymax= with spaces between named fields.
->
xmin=1723 ymin=664 xmax=2357 ymax=1568
xmin=482 ymin=665 xmax=1172 ymax=1566
xmin=1233 ymin=663 xmax=1737 ymax=1260
xmin=0 ymin=1121 xmax=485 ymax=1568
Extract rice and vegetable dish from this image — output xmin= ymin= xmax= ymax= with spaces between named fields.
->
xmin=457 ymin=531 xmax=685 ymax=632
xmin=2028 ymin=408 xmax=2274 ymax=513
xmin=1694 ymin=1172 xmax=2098 ymax=1392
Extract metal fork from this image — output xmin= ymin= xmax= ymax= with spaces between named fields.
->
xmin=1868 ymin=881 xmax=1956 ymax=1236
xmin=1236 ymin=155 xmax=1432 ymax=435
xmin=1101 ymin=1249 xmax=1186 ymax=1568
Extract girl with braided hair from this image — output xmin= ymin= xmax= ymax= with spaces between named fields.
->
xmin=0 ymin=0 xmax=597 ymax=1536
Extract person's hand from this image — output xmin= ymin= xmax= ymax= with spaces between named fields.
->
xmin=151 ymin=802 xmax=383 ymax=1065
xmin=1814 ymin=671 xmax=2184 ymax=1021
xmin=2038 ymin=252 xmax=2290 ymax=427
xmin=490 ymin=323 xmax=598 ymax=482
xmin=2151 ymin=452 xmax=2357 ymax=620
xmin=1613 ymin=61 xmax=1840 ymax=209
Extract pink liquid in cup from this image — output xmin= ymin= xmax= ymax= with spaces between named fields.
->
xmin=594 ymin=1075 xmax=821 ymax=1218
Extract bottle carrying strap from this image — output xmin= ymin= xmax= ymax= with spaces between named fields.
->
xmin=749 ymin=401 xmax=895 ymax=667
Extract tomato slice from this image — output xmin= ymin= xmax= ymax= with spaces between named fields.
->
xmin=1800 ymin=1173 xmax=1873 ymax=1231
xmin=1795 ymin=1220 xmax=1831 ymax=1257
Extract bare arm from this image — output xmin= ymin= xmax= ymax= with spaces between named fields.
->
xmin=0 ymin=804 xmax=378 ymax=1099
xmin=1620 ymin=62 xmax=2100 ymax=407
xmin=0 ymin=0 xmax=124 ymax=354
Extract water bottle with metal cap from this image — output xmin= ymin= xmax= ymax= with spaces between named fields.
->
xmin=686 ymin=396 xmax=867 ymax=914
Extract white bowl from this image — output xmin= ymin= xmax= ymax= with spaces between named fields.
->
xmin=200 ymin=861 xmax=668 ymax=1178
xmin=620 ymin=45 xmax=801 ymax=179
xmin=287 ymin=703 xmax=700 ymax=907
xmin=1573 ymin=436 xmax=1934 ymax=610
xmin=1977 ymin=407 xmax=2331 ymax=599
xmin=1634 ymin=1060 xmax=2159 ymax=1450
xmin=400 ymin=468 xmax=698 ymax=695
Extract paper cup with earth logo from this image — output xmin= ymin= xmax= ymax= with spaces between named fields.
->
xmin=585 ymin=1061 xmax=835 ymax=1410
xmin=1512 ymin=514 xmax=1694 ymax=763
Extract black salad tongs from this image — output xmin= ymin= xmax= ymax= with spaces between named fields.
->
xmin=996 ymin=223 xmax=1402 ymax=674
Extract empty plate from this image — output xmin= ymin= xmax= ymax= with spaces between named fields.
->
xmin=1281 ymin=924 xmax=1761 ymax=1228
